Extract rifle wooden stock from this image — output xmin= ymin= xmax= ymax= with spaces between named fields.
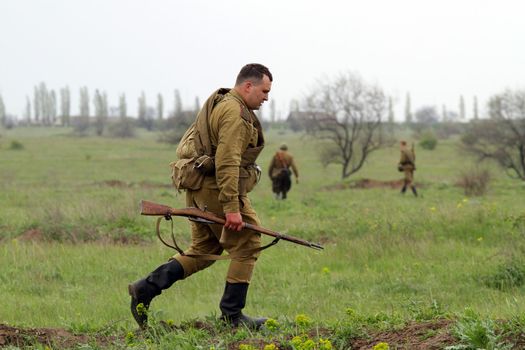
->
xmin=140 ymin=200 xmax=323 ymax=250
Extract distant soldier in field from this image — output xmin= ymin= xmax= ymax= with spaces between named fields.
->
xmin=398 ymin=140 xmax=418 ymax=196
xmin=268 ymin=143 xmax=299 ymax=199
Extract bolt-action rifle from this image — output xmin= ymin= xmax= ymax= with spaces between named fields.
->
xmin=140 ymin=200 xmax=324 ymax=251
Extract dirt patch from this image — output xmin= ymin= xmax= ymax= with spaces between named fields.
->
xmin=324 ymin=178 xmax=421 ymax=191
xmin=17 ymin=228 xmax=45 ymax=241
xmin=0 ymin=324 xmax=119 ymax=349
xmin=350 ymin=319 xmax=456 ymax=350
xmin=2 ymin=319 xmax=521 ymax=349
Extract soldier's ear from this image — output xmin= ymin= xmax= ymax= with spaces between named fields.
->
xmin=244 ymin=80 xmax=254 ymax=93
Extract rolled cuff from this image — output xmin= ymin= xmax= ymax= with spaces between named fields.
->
xmin=222 ymin=200 xmax=240 ymax=213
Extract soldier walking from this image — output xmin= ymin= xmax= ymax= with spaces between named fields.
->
xmin=128 ymin=64 xmax=273 ymax=329
xmin=398 ymin=140 xmax=418 ymax=197
xmin=268 ymin=143 xmax=299 ymax=199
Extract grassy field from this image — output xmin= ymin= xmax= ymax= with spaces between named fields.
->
xmin=1 ymin=126 xmax=525 ymax=348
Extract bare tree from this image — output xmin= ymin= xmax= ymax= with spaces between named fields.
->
xmin=462 ymin=89 xmax=525 ymax=180
xmin=60 ymin=86 xmax=71 ymax=126
xmin=269 ymin=99 xmax=276 ymax=123
xmin=79 ymin=86 xmax=90 ymax=117
xmin=405 ymin=92 xmax=412 ymax=124
xmin=473 ymin=95 xmax=479 ymax=120
xmin=74 ymin=86 xmax=90 ymax=134
xmin=157 ymin=93 xmax=164 ymax=120
xmin=25 ymin=96 xmax=31 ymax=123
xmin=0 ymin=94 xmax=6 ymax=127
xmin=415 ymin=106 xmax=439 ymax=125
xmin=194 ymin=96 xmax=200 ymax=114
xmin=442 ymin=104 xmax=448 ymax=122
xmin=119 ymin=94 xmax=127 ymax=119
xmin=49 ymin=90 xmax=57 ymax=124
xmin=303 ymin=72 xmax=389 ymax=179
xmin=387 ymin=96 xmax=394 ymax=123
xmin=173 ymin=89 xmax=182 ymax=119
xmin=33 ymin=86 xmax=40 ymax=123
xmin=93 ymin=89 xmax=108 ymax=136
xmin=138 ymin=91 xmax=147 ymax=126
xmin=459 ymin=95 xmax=466 ymax=120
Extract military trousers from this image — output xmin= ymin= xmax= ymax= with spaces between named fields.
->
xmin=403 ymin=168 xmax=414 ymax=187
xmin=172 ymin=186 xmax=262 ymax=284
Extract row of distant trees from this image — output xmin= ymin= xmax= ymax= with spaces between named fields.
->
xmin=1 ymin=76 xmax=523 ymax=182
xmin=0 ymin=84 xmax=202 ymax=130
xmin=0 ymin=84 xmax=493 ymax=131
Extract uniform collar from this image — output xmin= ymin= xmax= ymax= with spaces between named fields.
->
xmin=229 ymin=89 xmax=250 ymax=110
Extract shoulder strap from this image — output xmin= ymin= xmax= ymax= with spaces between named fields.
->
xmin=276 ymin=151 xmax=288 ymax=168
xmin=193 ymin=88 xmax=230 ymax=156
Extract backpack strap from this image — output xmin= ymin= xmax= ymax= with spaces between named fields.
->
xmin=276 ymin=151 xmax=289 ymax=169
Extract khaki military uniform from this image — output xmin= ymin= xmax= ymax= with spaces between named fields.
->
xmin=399 ymin=146 xmax=417 ymax=196
xmin=268 ymin=150 xmax=299 ymax=180
xmin=268 ymin=150 xmax=298 ymax=199
xmin=173 ymin=89 xmax=264 ymax=284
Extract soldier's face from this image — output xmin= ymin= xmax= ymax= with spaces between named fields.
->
xmin=245 ymin=75 xmax=272 ymax=110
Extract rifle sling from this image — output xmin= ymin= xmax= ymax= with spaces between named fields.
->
xmin=156 ymin=216 xmax=280 ymax=261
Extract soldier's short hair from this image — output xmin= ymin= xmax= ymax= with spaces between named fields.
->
xmin=236 ymin=63 xmax=273 ymax=86
xmin=400 ymin=140 xmax=407 ymax=146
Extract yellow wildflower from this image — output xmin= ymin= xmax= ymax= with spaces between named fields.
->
xmin=264 ymin=318 xmax=280 ymax=331
xmin=239 ymin=344 xmax=256 ymax=350
xmin=295 ymin=314 xmax=312 ymax=327
xmin=373 ymin=342 xmax=390 ymax=350
xmin=319 ymin=338 xmax=333 ymax=350
xmin=292 ymin=336 xmax=304 ymax=347
xmin=302 ymin=339 xmax=316 ymax=349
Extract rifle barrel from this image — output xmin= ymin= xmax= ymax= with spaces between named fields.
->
xmin=140 ymin=200 xmax=324 ymax=250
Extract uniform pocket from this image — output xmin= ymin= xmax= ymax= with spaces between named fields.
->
xmin=238 ymin=167 xmax=259 ymax=194
xmin=169 ymin=158 xmax=206 ymax=191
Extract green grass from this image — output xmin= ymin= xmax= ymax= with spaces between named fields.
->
xmin=1 ymin=126 xmax=524 ymax=341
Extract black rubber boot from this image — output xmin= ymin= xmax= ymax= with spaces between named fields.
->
xmin=412 ymin=186 xmax=418 ymax=197
xmin=128 ymin=259 xmax=184 ymax=328
xmin=219 ymin=282 xmax=267 ymax=330
xmin=401 ymin=185 xmax=407 ymax=194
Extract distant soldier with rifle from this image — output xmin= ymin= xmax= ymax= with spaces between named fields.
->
xmin=128 ymin=64 xmax=274 ymax=330
xmin=398 ymin=140 xmax=418 ymax=197
xmin=268 ymin=143 xmax=299 ymax=199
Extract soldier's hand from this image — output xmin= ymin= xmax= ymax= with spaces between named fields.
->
xmin=225 ymin=212 xmax=243 ymax=231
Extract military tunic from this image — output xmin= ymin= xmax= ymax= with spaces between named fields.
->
xmin=173 ymin=89 xmax=264 ymax=284
xmin=399 ymin=147 xmax=415 ymax=186
xmin=268 ymin=150 xmax=299 ymax=180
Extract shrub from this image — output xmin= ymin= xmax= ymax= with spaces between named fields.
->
xmin=108 ymin=118 xmax=136 ymax=138
xmin=158 ymin=128 xmax=186 ymax=145
xmin=456 ymin=167 xmax=491 ymax=196
xmin=9 ymin=140 xmax=24 ymax=150
xmin=447 ymin=308 xmax=511 ymax=350
xmin=482 ymin=259 xmax=525 ymax=291
xmin=418 ymin=130 xmax=438 ymax=150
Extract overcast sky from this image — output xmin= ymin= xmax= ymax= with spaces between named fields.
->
xmin=1 ymin=0 xmax=524 ymax=121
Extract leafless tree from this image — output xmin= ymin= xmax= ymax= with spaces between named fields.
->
xmin=462 ymin=89 xmax=525 ymax=180
xmin=303 ymin=72 xmax=390 ymax=179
